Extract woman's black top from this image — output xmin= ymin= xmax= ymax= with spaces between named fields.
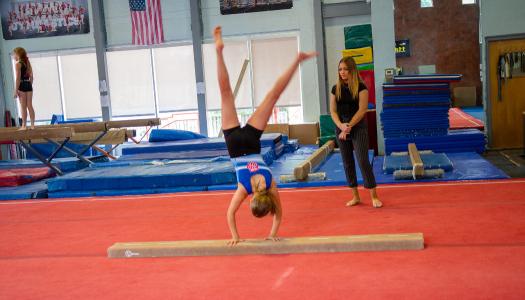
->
xmin=331 ymin=82 xmax=367 ymax=127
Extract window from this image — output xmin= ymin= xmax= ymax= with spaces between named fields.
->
xmin=420 ymin=0 xmax=433 ymax=8
xmin=106 ymin=49 xmax=156 ymax=117
xmin=462 ymin=0 xmax=476 ymax=4
xmin=251 ymin=37 xmax=301 ymax=108
xmin=202 ymin=35 xmax=302 ymax=137
xmin=24 ymin=56 xmax=63 ymax=121
xmin=153 ymin=45 xmax=198 ymax=113
xmin=203 ymin=41 xmax=253 ymax=111
xmin=60 ymin=53 xmax=101 ymax=119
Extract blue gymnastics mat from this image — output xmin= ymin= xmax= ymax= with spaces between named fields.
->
xmin=383 ymin=153 xmax=454 ymax=174
xmin=0 ymin=156 xmax=109 ymax=173
xmin=121 ymin=133 xmax=283 ymax=155
xmin=264 ymin=147 xmax=374 ymax=189
xmin=47 ymin=160 xmax=237 ymax=192
xmin=373 ymin=152 xmax=508 ymax=184
xmin=115 ymin=146 xmax=279 ymax=166
xmin=385 ymin=129 xmax=486 ymax=154
xmin=392 ymin=74 xmax=462 ymax=84
xmin=0 ymin=181 xmax=48 ymax=200
xmin=46 ymin=147 xmax=375 ymax=198
xmin=48 ymin=186 xmax=207 ymax=198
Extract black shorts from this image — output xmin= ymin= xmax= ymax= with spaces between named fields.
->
xmin=18 ymin=81 xmax=33 ymax=92
xmin=223 ymin=124 xmax=264 ymax=158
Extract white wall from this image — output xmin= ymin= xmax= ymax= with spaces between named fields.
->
xmin=324 ymin=14 xmax=371 ymax=98
xmin=480 ymin=0 xmax=525 ymax=38
xmin=371 ymin=0 xmax=396 ymax=155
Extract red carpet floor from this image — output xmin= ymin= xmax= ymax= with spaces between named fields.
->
xmin=449 ymin=108 xmax=484 ymax=130
xmin=1 ymin=180 xmax=525 ymax=299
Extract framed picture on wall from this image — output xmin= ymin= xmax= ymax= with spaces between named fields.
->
xmin=1 ymin=0 xmax=90 ymax=40
xmin=220 ymin=0 xmax=293 ymax=15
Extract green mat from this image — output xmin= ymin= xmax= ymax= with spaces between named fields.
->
xmin=344 ymin=24 xmax=373 ymax=49
xmin=357 ymin=63 xmax=374 ymax=71
xmin=320 ymin=115 xmax=336 ymax=137
xmin=319 ymin=135 xmax=336 ymax=146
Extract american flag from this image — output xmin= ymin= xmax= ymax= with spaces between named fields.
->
xmin=129 ymin=0 xmax=164 ymax=45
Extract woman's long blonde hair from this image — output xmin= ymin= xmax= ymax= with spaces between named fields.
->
xmin=13 ymin=47 xmax=32 ymax=76
xmin=335 ymin=56 xmax=361 ymax=101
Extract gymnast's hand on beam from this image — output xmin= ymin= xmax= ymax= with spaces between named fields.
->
xmin=266 ymin=236 xmax=281 ymax=242
xmin=227 ymin=238 xmax=243 ymax=246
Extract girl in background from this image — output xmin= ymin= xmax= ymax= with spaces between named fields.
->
xmin=13 ymin=47 xmax=35 ymax=130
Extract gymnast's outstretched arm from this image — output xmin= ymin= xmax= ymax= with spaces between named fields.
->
xmin=267 ymin=180 xmax=282 ymax=241
xmin=226 ymin=186 xmax=248 ymax=246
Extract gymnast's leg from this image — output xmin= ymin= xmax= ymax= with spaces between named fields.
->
xmin=214 ymin=26 xmax=240 ymax=131
xmin=247 ymin=52 xmax=317 ymax=131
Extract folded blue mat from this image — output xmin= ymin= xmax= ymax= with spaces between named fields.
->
xmin=383 ymin=83 xmax=450 ymax=90
xmin=0 ymin=181 xmax=48 ymax=200
xmin=384 ymin=129 xmax=486 ymax=154
xmin=121 ymin=133 xmax=282 ymax=155
xmin=116 ymin=146 xmax=278 ymax=166
xmin=382 ymin=153 xmax=454 ymax=174
xmin=149 ymin=129 xmax=207 ymax=143
xmin=47 ymin=161 xmax=237 ymax=192
xmin=392 ymin=74 xmax=462 ymax=84
xmin=373 ymin=152 xmax=508 ymax=184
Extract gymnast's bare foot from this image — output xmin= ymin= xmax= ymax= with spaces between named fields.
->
xmin=30 ymin=125 xmax=35 ymax=130
xmin=372 ymin=198 xmax=383 ymax=208
xmin=214 ymin=26 xmax=224 ymax=52
xmin=297 ymin=51 xmax=318 ymax=62
xmin=346 ymin=198 xmax=361 ymax=206
xmin=18 ymin=126 xmax=27 ymax=131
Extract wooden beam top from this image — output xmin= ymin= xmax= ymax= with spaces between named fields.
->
xmin=108 ymin=233 xmax=424 ymax=258
xmin=106 ymin=118 xmax=160 ymax=129
xmin=0 ymin=127 xmax=75 ymax=142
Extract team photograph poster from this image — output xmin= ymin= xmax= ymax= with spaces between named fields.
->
xmin=1 ymin=0 xmax=90 ymax=40
xmin=220 ymin=0 xmax=293 ymax=15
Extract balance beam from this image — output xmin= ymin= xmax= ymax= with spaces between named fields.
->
xmin=393 ymin=143 xmax=444 ymax=180
xmin=280 ymin=172 xmax=326 ymax=183
xmin=408 ymin=143 xmax=424 ymax=178
xmin=0 ymin=127 xmax=75 ymax=142
xmin=293 ymin=140 xmax=335 ymax=180
xmin=106 ymin=118 xmax=160 ymax=129
xmin=28 ymin=129 xmax=135 ymax=145
xmin=1 ymin=122 xmax=107 ymax=133
xmin=107 ymin=233 xmax=424 ymax=258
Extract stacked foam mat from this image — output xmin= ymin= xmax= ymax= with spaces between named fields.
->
xmin=381 ymin=75 xmax=486 ymax=154
xmin=319 ymin=115 xmax=336 ymax=146
xmin=47 ymin=134 xmax=287 ymax=198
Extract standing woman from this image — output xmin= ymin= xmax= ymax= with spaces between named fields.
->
xmin=13 ymin=47 xmax=35 ymax=130
xmin=330 ymin=56 xmax=382 ymax=208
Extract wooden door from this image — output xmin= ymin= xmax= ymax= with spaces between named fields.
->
xmin=488 ymin=38 xmax=525 ymax=149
